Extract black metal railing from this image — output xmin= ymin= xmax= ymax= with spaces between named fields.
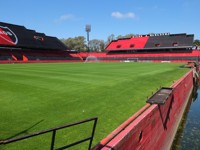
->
xmin=0 ymin=117 xmax=98 ymax=150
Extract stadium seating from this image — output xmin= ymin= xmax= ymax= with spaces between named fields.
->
xmin=145 ymin=34 xmax=193 ymax=48
xmin=106 ymin=33 xmax=194 ymax=52
xmin=0 ymin=21 xmax=198 ymax=63
xmin=100 ymin=33 xmax=198 ymax=62
xmin=79 ymin=49 xmax=200 ymax=62
xmin=0 ymin=22 xmax=67 ymax=50
xmin=106 ymin=37 xmax=149 ymax=50
xmin=0 ymin=50 xmax=12 ymax=60
xmin=0 ymin=22 xmax=82 ymax=63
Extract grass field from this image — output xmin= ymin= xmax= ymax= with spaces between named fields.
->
xmin=0 ymin=62 xmax=189 ymax=149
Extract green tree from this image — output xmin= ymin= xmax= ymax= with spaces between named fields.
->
xmin=62 ymin=36 xmax=87 ymax=51
xmin=193 ymin=39 xmax=200 ymax=48
xmin=89 ymin=39 xmax=105 ymax=52
xmin=105 ymin=34 xmax=115 ymax=47
xmin=116 ymin=34 xmax=135 ymax=39
xmin=116 ymin=35 xmax=123 ymax=39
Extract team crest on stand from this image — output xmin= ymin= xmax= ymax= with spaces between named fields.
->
xmin=0 ymin=26 xmax=18 ymax=45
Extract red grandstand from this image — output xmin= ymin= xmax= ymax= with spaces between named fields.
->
xmin=0 ymin=22 xmax=81 ymax=63
xmin=80 ymin=33 xmax=200 ymax=62
xmin=1 ymin=22 xmax=199 ymax=63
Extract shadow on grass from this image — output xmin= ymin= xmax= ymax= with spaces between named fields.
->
xmin=6 ymin=119 xmax=44 ymax=140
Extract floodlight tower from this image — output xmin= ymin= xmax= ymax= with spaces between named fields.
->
xmin=85 ymin=24 xmax=91 ymax=52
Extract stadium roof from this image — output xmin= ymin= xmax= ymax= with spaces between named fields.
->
xmin=106 ymin=33 xmax=194 ymax=51
xmin=0 ymin=22 xmax=68 ymax=50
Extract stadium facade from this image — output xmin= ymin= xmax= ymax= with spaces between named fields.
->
xmin=80 ymin=33 xmax=200 ymax=62
xmin=1 ymin=21 xmax=200 ymax=63
xmin=0 ymin=22 xmax=80 ymax=63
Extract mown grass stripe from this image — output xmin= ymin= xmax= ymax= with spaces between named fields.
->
xmin=0 ymin=62 xmax=189 ymax=149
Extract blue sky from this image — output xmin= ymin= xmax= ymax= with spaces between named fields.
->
xmin=1 ymin=0 xmax=199 ymax=41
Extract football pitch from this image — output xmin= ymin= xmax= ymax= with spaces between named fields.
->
xmin=0 ymin=62 xmax=189 ymax=149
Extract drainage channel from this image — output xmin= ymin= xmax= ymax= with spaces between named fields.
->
xmin=171 ymin=87 xmax=200 ymax=150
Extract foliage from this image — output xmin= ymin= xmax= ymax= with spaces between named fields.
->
xmin=61 ymin=36 xmax=105 ymax=52
xmin=60 ymin=33 xmax=141 ymax=51
xmin=89 ymin=39 xmax=105 ymax=52
xmin=62 ymin=36 xmax=87 ymax=51
xmin=116 ymin=34 xmax=135 ymax=39
xmin=193 ymin=39 xmax=200 ymax=48
xmin=60 ymin=34 xmax=200 ymax=52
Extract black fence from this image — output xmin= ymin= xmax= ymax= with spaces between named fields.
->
xmin=0 ymin=117 xmax=98 ymax=150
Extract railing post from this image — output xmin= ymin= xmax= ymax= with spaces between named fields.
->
xmin=88 ymin=118 xmax=98 ymax=150
xmin=0 ymin=117 xmax=98 ymax=150
xmin=50 ymin=130 xmax=56 ymax=150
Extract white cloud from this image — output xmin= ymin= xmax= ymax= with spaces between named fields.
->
xmin=55 ymin=14 xmax=74 ymax=23
xmin=111 ymin=11 xmax=136 ymax=19
xmin=60 ymin=14 xmax=73 ymax=20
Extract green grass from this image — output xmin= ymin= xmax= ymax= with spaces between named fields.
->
xmin=0 ymin=62 xmax=189 ymax=149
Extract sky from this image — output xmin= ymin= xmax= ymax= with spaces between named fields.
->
xmin=0 ymin=0 xmax=199 ymax=41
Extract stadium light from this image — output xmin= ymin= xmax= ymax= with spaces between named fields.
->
xmin=85 ymin=24 xmax=91 ymax=52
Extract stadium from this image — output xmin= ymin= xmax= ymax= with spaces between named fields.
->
xmin=0 ymin=22 xmax=200 ymax=63
xmin=0 ymin=22 xmax=199 ymax=150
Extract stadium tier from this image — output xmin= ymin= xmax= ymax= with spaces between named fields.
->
xmin=0 ymin=22 xmax=199 ymax=63
xmin=0 ymin=22 xmax=82 ymax=62
xmin=106 ymin=33 xmax=194 ymax=52
xmin=80 ymin=33 xmax=199 ymax=62
xmin=0 ymin=22 xmax=67 ymax=50
xmin=80 ymin=33 xmax=200 ymax=62
xmin=79 ymin=50 xmax=200 ymax=62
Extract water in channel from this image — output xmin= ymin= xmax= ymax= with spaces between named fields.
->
xmin=172 ymin=87 xmax=200 ymax=150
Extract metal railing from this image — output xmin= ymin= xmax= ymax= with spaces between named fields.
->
xmin=0 ymin=117 xmax=98 ymax=150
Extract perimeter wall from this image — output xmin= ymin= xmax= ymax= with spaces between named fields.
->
xmin=94 ymin=69 xmax=195 ymax=150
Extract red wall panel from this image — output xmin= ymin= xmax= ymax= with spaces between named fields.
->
xmin=95 ymin=70 xmax=194 ymax=150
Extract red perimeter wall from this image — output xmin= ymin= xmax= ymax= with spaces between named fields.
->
xmin=94 ymin=69 xmax=194 ymax=150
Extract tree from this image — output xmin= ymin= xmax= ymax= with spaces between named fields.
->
xmin=125 ymin=34 xmax=135 ymax=38
xmin=116 ymin=34 xmax=135 ymax=39
xmin=62 ymin=36 xmax=87 ymax=51
xmin=104 ymin=34 xmax=115 ymax=47
xmin=116 ymin=35 xmax=123 ymax=39
xmin=89 ymin=39 xmax=105 ymax=52
xmin=107 ymin=34 xmax=115 ymax=43
xmin=193 ymin=39 xmax=200 ymax=48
